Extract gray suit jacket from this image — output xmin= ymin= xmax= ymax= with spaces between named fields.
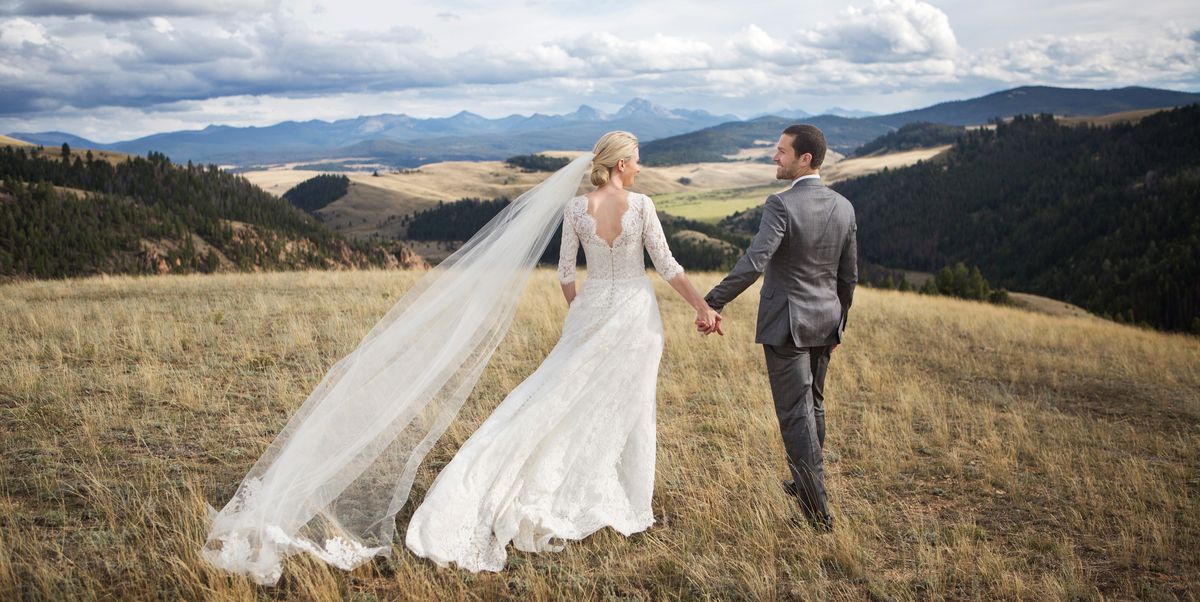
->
xmin=705 ymin=178 xmax=857 ymax=348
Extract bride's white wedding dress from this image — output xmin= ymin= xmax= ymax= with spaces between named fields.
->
xmin=404 ymin=191 xmax=684 ymax=571
xmin=200 ymin=156 xmax=686 ymax=585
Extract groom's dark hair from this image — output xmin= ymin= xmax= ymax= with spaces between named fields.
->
xmin=783 ymin=124 xmax=827 ymax=168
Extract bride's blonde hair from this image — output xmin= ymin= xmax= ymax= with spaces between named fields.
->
xmin=589 ymin=131 xmax=638 ymax=187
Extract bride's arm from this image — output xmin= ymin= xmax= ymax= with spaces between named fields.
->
xmin=557 ymin=202 xmax=579 ymax=305
xmin=668 ymin=273 xmax=722 ymax=335
xmin=642 ymin=196 xmax=723 ymax=334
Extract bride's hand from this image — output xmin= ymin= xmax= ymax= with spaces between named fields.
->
xmin=695 ymin=306 xmax=723 ymax=336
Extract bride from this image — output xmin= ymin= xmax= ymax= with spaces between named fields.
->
xmin=201 ymin=131 xmax=721 ymax=583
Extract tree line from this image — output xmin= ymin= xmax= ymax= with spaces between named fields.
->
xmin=504 ymin=154 xmax=570 ymax=172
xmin=405 ymin=196 xmax=746 ymax=271
xmin=283 ymin=174 xmax=350 ymax=213
xmin=852 ymin=122 xmax=965 ymax=156
xmin=832 ymin=107 xmax=1200 ymax=332
xmin=0 ymin=145 xmax=400 ymax=280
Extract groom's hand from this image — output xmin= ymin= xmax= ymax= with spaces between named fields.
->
xmin=695 ymin=316 xmax=723 ymax=336
xmin=695 ymin=305 xmax=724 ymax=336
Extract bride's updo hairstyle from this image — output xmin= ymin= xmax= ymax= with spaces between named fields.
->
xmin=589 ymin=131 xmax=638 ymax=187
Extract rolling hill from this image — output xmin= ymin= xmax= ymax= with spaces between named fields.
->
xmin=0 ymin=146 xmax=424 ymax=281
xmin=0 ymin=134 xmax=33 ymax=147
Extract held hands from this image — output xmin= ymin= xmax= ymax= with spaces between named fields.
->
xmin=694 ymin=304 xmax=724 ymax=336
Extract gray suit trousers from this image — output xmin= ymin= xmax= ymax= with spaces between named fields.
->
xmin=763 ymin=341 xmax=831 ymax=522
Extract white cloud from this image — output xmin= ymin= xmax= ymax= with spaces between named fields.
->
xmin=560 ymin=32 xmax=714 ymax=74
xmin=0 ymin=0 xmax=1196 ymax=139
xmin=968 ymin=29 xmax=1200 ymax=86
xmin=726 ymin=25 xmax=803 ymax=65
xmin=0 ymin=16 xmax=47 ymax=46
xmin=150 ymin=17 xmax=173 ymax=33
xmin=803 ymin=0 xmax=959 ymax=63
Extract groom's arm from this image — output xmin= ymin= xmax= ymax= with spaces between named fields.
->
xmin=836 ymin=214 xmax=858 ymax=333
xmin=704 ymin=194 xmax=787 ymax=312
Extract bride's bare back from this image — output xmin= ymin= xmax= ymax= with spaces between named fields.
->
xmin=585 ymin=190 xmax=631 ymax=247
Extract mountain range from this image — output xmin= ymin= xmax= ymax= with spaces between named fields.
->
xmin=9 ymin=86 xmax=1200 ymax=168
xmin=10 ymin=99 xmax=737 ymax=167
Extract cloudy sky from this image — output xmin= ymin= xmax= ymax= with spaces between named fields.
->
xmin=1 ymin=0 xmax=1197 ymax=141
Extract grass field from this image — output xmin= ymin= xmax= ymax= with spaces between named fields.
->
xmin=1 ymin=269 xmax=1197 ymax=600
xmin=0 ymin=134 xmax=34 ymax=147
xmin=652 ymin=147 xmax=955 ymax=224
xmin=654 ymin=185 xmax=785 ymax=223
xmin=0 ymin=135 xmax=130 ymax=165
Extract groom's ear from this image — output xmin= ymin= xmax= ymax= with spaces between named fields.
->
xmin=799 ymin=152 xmax=813 ymax=167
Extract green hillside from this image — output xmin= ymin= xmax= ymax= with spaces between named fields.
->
xmin=283 ymin=174 xmax=350 ymax=213
xmin=0 ymin=146 xmax=421 ymax=280
xmin=853 ymin=122 xmax=966 ymax=156
xmin=824 ymin=106 xmax=1200 ymax=332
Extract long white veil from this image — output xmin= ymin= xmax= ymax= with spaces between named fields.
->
xmin=202 ymin=153 xmax=595 ymax=585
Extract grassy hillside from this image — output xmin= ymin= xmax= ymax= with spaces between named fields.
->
xmin=0 ymin=135 xmax=33 ymax=147
xmin=0 ymin=147 xmax=425 ymax=280
xmin=0 ymin=136 xmax=130 ymax=164
xmin=241 ymin=158 xmax=777 ymax=244
xmin=852 ymin=123 xmax=964 ymax=156
xmin=654 ymin=185 xmax=783 ymax=223
xmin=1 ymin=269 xmax=1196 ymax=600
xmin=651 ymin=147 xmax=948 ymax=225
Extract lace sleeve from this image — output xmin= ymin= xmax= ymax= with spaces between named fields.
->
xmin=640 ymin=194 xmax=684 ymax=281
xmin=557 ymin=199 xmax=580 ymax=284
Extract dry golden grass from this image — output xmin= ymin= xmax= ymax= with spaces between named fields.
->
xmin=651 ymin=147 xmax=953 ymax=224
xmin=314 ymin=180 xmax=441 ymax=239
xmin=1007 ymin=292 xmax=1094 ymax=320
xmin=241 ymin=158 xmax=778 ymax=244
xmin=241 ymin=147 xmax=950 ymax=244
xmin=241 ymin=157 xmax=777 ymax=202
xmin=0 ymin=137 xmax=131 ymax=165
xmin=0 ymin=134 xmax=34 ymax=147
xmin=821 ymin=146 xmax=952 ymax=184
xmin=1 ymin=269 xmax=1197 ymax=600
xmin=1056 ymin=108 xmax=1172 ymax=127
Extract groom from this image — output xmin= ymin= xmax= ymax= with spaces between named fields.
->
xmin=701 ymin=124 xmax=857 ymax=531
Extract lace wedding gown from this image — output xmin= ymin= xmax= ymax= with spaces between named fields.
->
xmin=404 ymin=191 xmax=684 ymax=571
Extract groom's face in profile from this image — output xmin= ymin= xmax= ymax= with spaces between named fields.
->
xmin=773 ymin=133 xmax=811 ymax=181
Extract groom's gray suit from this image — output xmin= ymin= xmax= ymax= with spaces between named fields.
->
xmin=704 ymin=175 xmax=857 ymax=526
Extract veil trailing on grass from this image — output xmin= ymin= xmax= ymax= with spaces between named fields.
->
xmin=201 ymin=153 xmax=594 ymax=585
